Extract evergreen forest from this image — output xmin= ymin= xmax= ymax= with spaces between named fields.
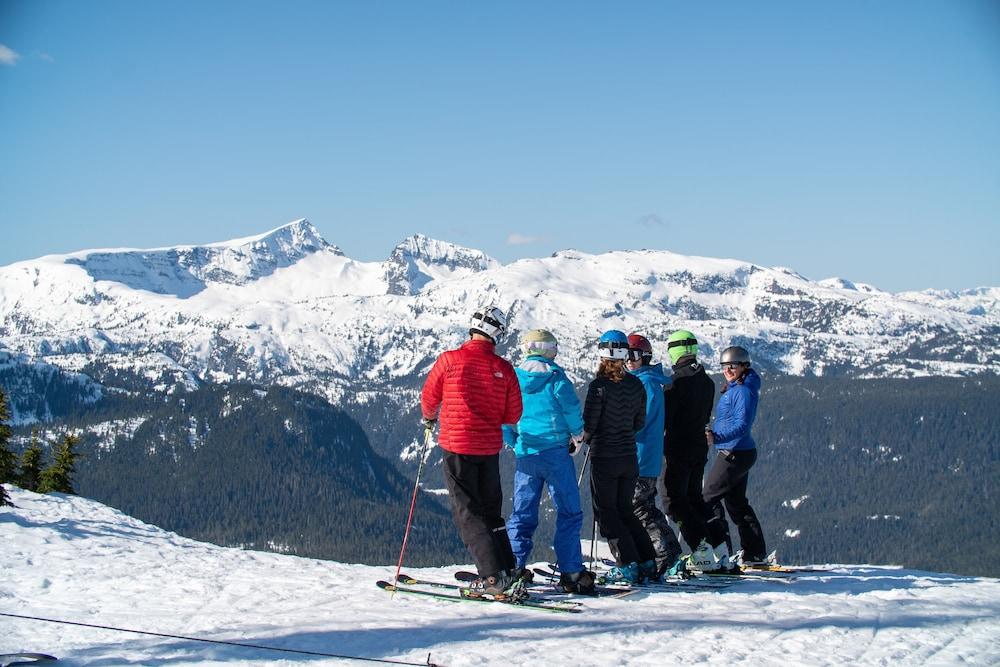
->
xmin=1 ymin=364 xmax=996 ymax=577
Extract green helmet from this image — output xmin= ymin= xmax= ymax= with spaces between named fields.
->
xmin=667 ymin=330 xmax=699 ymax=365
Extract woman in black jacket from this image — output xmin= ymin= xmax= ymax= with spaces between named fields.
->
xmin=583 ymin=330 xmax=657 ymax=584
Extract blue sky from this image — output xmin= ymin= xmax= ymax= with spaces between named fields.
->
xmin=1 ymin=1 xmax=998 ymax=292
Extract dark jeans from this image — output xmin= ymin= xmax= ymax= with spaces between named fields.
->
xmin=702 ymin=448 xmax=767 ymax=559
xmin=591 ymin=455 xmax=656 ymax=566
xmin=442 ymin=450 xmax=516 ymax=576
xmin=633 ymin=476 xmax=682 ymax=573
xmin=661 ymin=455 xmax=713 ymax=552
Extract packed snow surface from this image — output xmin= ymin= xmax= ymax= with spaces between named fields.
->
xmin=2 ymin=488 xmax=997 ymax=666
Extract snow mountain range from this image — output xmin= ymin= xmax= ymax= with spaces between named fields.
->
xmin=1 ymin=219 xmax=997 ymax=418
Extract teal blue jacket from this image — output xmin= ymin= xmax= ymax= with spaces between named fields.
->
xmin=502 ymin=356 xmax=584 ymax=457
xmin=630 ymin=363 xmax=672 ymax=477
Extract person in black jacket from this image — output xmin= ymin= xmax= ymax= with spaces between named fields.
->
xmin=583 ymin=330 xmax=656 ymax=584
xmin=660 ymin=330 xmax=723 ymax=570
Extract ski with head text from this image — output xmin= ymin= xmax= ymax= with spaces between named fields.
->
xmin=376 ymin=580 xmax=583 ymax=613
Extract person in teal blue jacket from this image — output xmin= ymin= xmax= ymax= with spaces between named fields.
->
xmin=503 ymin=329 xmax=595 ymax=594
xmin=626 ymin=333 xmax=682 ymax=578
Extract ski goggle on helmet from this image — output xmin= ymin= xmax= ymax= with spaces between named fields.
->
xmin=522 ymin=328 xmax=558 ymax=359
xmin=598 ymin=330 xmax=630 ymax=360
xmin=720 ymin=345 xmax=751 ymax=369
xmin=667 ymin=330 xmax=699 ymax=365
xmin=469 ymin=305 xmax=508 ymax=342
xmin=627 ymin=333 xmax=653 ymax=362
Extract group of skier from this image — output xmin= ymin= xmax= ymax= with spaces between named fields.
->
xmin=419 ymin=305 xmax=766 ymax=600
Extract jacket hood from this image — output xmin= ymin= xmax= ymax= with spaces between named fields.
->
xmin=516 ymin=356 xmax=558 ymax=394
xmin=630 ymin=362 xmax=671 ymax=388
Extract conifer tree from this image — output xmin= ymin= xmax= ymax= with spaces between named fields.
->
xmin=38 ymin=433 xmax=80 ymax=495
xmin=18 ymin=429 xmax=45 ymax=492
xmin=0 ymin=388 xmax=16 ymax=506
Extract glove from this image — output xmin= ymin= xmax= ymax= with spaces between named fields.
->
xmin=568 ymin=434 xmax=586 ymax=456
xmin=421 ymin=416 xmax=437 ymax=430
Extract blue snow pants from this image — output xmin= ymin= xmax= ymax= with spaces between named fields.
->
xmin=506 ymin=447 xmax=585 ymax=574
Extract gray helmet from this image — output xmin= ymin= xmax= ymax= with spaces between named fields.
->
xmin=720 ymin=346 xmax=751 ymax=366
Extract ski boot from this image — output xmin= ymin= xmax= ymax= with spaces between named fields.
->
xmin=713 ymin=542 xmax=739 ymax=573
xmin=689 ymin=539 xmax=716 ymax=571
xmin=602 ymin=561 xmax=639 ymax=585
xmin=467 ymin=571 xmax=529 ymax=601
xmin=638 ymin=559 xmax=661 ymax=584
xmin=558 ymin=570 xmax=597 ymax=595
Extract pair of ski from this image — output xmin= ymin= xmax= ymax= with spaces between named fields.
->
xmin=588 ymin=556 xmax=804 ymax=581
xmin=534 ymin=566 xmax=738 ymax=592
xmin=377 ymin=572 xmax=586 ymax=614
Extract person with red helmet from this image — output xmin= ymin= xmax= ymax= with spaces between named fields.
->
xmin=626 ymin=333 xmax=683 ymax=578
xmin=421 ymin=305 xmax=525 ymax=599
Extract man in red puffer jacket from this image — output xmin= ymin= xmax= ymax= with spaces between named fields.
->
xmin=421 ymin=305 xmax=524 ymax=599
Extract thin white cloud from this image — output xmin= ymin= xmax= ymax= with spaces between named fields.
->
xmin=37 ymin=52 xmax=55 ymax=63
xmin=507 ymin=233 xmax=539 ymax=246
xmin=0 ymin=44 xmax=21 ymax=66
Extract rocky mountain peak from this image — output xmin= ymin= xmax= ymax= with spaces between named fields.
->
xmin=384 ymin=234 xmax=499 ymax=295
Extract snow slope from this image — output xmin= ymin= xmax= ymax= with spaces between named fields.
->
xmin=2 ymin=487 xmax=997 ymax=666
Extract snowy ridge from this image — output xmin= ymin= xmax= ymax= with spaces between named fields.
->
xmin=385 ymin=233 xmax=499 ymax=295
xmin=0 ymin=221 xmax=997 ymax=411
xmin=59 ymin=219 xmax=338 ymax=297
xmin=2 ymin=487 xmax=998 ymax=665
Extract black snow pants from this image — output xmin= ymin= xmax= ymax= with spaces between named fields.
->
xmin=702 ymin=448 xmax=767 ymax=559
xmin=591 ymin=454 xmax=656 ymax=566
xmin=661 ymin=455 xmax=714 ymax=552
xmin=633 ymin=476 xmax=682 ymax=574
xmin=442 ymin=450 xmax=516 ymax=577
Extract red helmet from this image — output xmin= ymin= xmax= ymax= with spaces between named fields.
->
xmin=627 ymin=333 xmax=653 ymax=361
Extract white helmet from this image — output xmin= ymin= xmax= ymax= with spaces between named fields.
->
xmin=469 ymin=305 xmax=508 ymax=342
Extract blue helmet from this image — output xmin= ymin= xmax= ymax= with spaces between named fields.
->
xmin=598 ymin=330 xmax=629 ymax=360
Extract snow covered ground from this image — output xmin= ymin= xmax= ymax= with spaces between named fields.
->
xmin=2 ymin=487 xmax=998 ymax=666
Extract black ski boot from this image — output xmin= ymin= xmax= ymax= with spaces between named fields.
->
xmin=558 ymin=570 xmax=597 ymax=595
xmin=467 ymin=571 xmax=528 ymax=601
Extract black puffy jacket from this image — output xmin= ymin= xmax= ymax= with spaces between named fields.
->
xmin=583 ymin=373 xmax=646 ymax=459
xmin=663 ymin=356 xmax=716 ymax=462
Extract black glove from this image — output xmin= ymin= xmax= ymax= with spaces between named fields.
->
xmin=421 ymin=416 xmax=437 ymax=430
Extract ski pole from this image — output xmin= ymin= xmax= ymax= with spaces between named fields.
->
xmin=577 ymin=446 xmax=590 ymax=489
xmin=579 ymin=447 xmax=599 ymax=565
xmin=392 ymin=426 xmax=433 ymax=594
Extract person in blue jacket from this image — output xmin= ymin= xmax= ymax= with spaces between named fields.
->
xmin=704 ymin=345 xmax=768 ymax=567
xmin=503 ymin=329 xmax=596 ymax=595
xmin=626 ymin=333 xmax=683 ymax=578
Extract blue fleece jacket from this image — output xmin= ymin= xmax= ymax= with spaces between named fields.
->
xmin=629 ymin=362 xmax=672 ymax=477
xmin=711 ymin=369 xmax=761 ymax=452
xmin=502 ymin=356 xmax=585 ymax=457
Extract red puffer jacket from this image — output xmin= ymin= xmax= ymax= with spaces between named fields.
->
xmin=421 ymin=339 xmax=523 ymax=455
